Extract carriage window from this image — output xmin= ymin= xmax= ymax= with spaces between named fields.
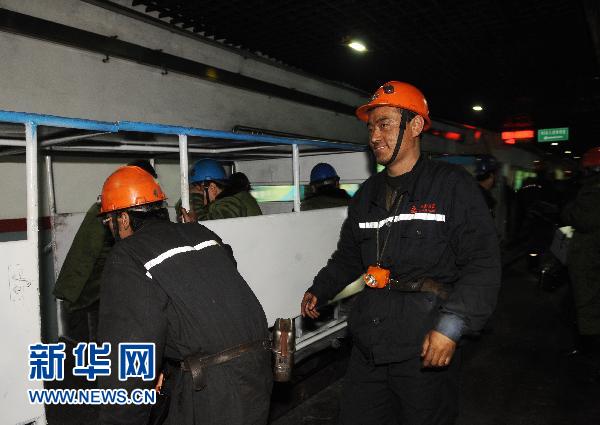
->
xmin=251 ymin=184 xmax=360 ymax=203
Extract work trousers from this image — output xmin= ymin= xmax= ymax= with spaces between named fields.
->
xmin=339 ymin=347 xmax=461 ymax=425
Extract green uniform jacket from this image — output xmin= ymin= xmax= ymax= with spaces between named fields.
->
xmin=175 ymin=192 xmax=205 ymax=222
xmin=176 ymin=191 xmax=262 ymax=221
xmin=561 ymin=174 xmax=600 ymax=335
xmin=53 ymin=203 xmax=113 ymax=312
xmin=301 ymin=187 xmax=351 ymax=211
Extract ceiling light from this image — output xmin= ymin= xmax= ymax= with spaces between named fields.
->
xmin=551 ymin=142 xmax=558 ymax=146
xmin=574 ymin=156 xmax=581 ymax=159
xmin=348 ymin=41 xmax=367 ymax=52
xmin=472 ymin=105 xmax=483 ymax=111
xmin=564 ymin=150 xmax=572 ymax=154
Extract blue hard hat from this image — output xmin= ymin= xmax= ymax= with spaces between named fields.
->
xmin=189 ymin=159 xmax=227 ymax=184
xmin=310 ymin=163 xmax=339 ymax=184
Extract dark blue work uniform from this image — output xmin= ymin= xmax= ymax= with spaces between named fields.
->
xmin=98 ymin=221 xmax=272 ymax=425
xmin=308 ymin=156 xmax=501 ymax=425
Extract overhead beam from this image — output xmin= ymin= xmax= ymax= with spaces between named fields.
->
xmin=0 ymin=8 xmax=356 ymax=116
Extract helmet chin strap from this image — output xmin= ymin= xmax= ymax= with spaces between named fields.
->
xmin=383 ymin=110 xmax=413 ymax=167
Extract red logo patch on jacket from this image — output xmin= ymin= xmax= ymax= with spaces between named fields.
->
xmin=410 ymin=203 xmax=437 ymax=214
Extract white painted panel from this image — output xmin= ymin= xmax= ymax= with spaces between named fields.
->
xmin=0 ymin=240 xmax=45 ymax=424
xmin=203 ymin=208 xmax=351 ymax=325
xmin=52 ymin=208 xmax=352 ymax=327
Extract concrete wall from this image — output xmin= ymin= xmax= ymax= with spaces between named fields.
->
xmin=0 ymin=0 xmax=366 ymax=142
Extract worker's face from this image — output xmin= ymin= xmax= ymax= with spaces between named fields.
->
xmin=102 ymin=212 xmax=133 ymax=240
xmin=205 ymin=182 xmax=221 ymax=202
xmin=367 ymin=107 xmax=404 ymax=165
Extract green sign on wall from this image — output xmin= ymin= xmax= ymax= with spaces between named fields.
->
xmin=537 ymin=127 xmax=569 ymax=142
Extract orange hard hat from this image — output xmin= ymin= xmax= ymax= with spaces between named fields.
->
xmin=356 ymin=81 xmax=431 ymax=130
xmin=582 ymin=147 xmax=600 ymax=169
xmin=100 ymin=166 xmax=167 ymax=214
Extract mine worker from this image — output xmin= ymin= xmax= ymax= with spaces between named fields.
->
xmin=97 ymin=166 xmax=272 ymax=425
xmin=475 ymin=155 xmax=498 ymax=216
xmin=301 ymin=163 xmax=351 ymax=211
xmin=178 ymin=159 xmax=262 ymax=222
xmin=53 ymin=159 xmax=156 ymax=342
xmin=300 ymin=81 xmax=501 ymax=425
xmin=561 ymin=146 xmax=600 ymax=382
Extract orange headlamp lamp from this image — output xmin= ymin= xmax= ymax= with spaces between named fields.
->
xmin=363 ymin=265 xmax=391 ymax=289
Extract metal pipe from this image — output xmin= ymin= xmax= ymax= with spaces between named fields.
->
xmin=118 ymin=121 xmax=365 ymax=150
xmin=45 ymin=155 xmax=65 ymax=339
xmin=0 ymin=110 xmax=117 ymax=132
xmin=179 ymin=135 xmax=190 ymax=212
xmin=40 ymin=131 xmax=111 ymax=147
xmin=0 ymin=148 xmax=26 ymax=157
xmin=0 ymin=138 xmax=25 ymax=147
xmin=295 ymin=320 xmax=348 ymax=351
xmin=45 ymin=145 xmax=294 ymax=157
xmin=1 ymin=132 xmax=110 ymax=155
xmin=108 ymin=139 xmax=284 ymax=154
xmin=26 ymin=123 xmax=39 ymax=242
xmin=292 ymin=144 xmax=301 ymax=212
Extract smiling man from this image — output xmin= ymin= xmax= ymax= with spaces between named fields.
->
xmin=301 ymin=81 xmax=501 ymax=425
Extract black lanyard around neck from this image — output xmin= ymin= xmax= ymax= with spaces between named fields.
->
xmin=375 ymin=190 xmax=403 ymax=266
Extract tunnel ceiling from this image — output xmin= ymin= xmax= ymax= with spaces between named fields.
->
xmin=129 ymin=0 xmax=600 ymax=155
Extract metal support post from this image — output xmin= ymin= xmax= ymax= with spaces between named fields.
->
xmin=179 ymin=134 xmax=190 ymax=211
xmin=45 ymin=155 xmax=65 ymax=338
xmin=292 ymin=144 xmax=301 ymax=212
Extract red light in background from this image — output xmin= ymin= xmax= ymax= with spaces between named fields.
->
xmin=504 ymin=138 xmax=516 ymax=145
xmin=444 ymin=132 xmax=462 ymax=141
xmin=501 ymin=130 xmax=534 ymax=140
xmin=428 ymin=128 xmax=464 ymax=141
xmin=474 ymin=130 xmax=482 ymax=141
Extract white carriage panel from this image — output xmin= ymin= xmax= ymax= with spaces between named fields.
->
xmin=203 ymin=208 xmax=349 ymax=325
xmin=53 ymin=208 xmax=351 ymax=327
xmin=0 ymin=240 xmax=45 ymax=424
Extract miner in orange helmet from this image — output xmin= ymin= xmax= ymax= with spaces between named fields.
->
xmin=561 ymin=146 xmax=600 ymax=382
xmin=96 ymin=166 xmax=272 ymax=425
xmin=301 ymin=81 xmax=501 ymax=425
xmin=53 ymin=160 xmax=158 ymax=344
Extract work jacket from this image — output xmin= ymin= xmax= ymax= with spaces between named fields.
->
xmin=98 ymin=220 xmax=272 ymax=425
xmin=561 ymin=173 xmax=600 ymax=334
xmin=176 ymin=191 xmax=262 ymax=221
xmin=175 ymin=192 xmax=205 ymax=222
xmin=308 ymin=156 xmax=501 ymax=364
xmin=53 ymin=203 xmax=113 ymax=312
xmin=301 ymin=186 xmax=352 ymax=211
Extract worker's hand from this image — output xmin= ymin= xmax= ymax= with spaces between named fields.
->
xmin=421 ymin=330 xmax=456 ymax=368
xmin=180 ymin=208 xmax=198 ymax=223
xmin=301 ymin=292 xmax=320 ymax=319
xmin=155 ymin=372 xmax=164 ymax=394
